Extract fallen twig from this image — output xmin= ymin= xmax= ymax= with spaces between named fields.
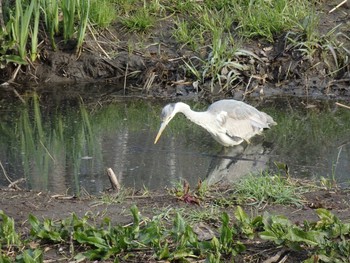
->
xmin=51 ymin=194 xmax=76 ymax=200
xmin=9 ymin=64 xmax=22 ymax=83
xmin=262 ymin=249 xmax=289 ymax=263
xmin=336 ymin=102 xmax=350 ymax=110
xmin=329 ymin=0 xmax=348 ymax=13
xmin=87 ymin=24 xmax=111 ymax=59
xmin=0 ymin=160 xmax=18 ymax=189
xmin=124 ymin=61 xmax=129 ymax=95
xmin=143 ymin=71 xmax=156 ymax=93
xmin=12 ymin=88 xmax=26 ymax=104
xmin=8 ymin=178 xmax=25 ymax=190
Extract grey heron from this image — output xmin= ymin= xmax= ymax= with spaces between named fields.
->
xmin=154 ymin=99 xmax=276 ymax=147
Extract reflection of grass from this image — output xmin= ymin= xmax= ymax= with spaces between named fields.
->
xmin=17 ymin=94 xmax=97 ymax=193
xmin=92 ymin=101 xmax=161 ymax=132
xmin=267 ymin=105 xmax=350 ymax=161
xmin=20 ymin=94 xmax=50 ymax=189
xmin=12 ymin=97 xmax=184 ymax=193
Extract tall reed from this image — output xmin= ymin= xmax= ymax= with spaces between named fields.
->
xmin=12 ymin=0 xmax=34 ymax=61
xmin=61 ymin=0 xmax=76 ymax=42
xmin=30 ymin=0 xmax=40 ymax=61
xmin=76 ymin=0 xmax=90 ymax=54
xmin=40 ymin=0 xmax=59 ymax=50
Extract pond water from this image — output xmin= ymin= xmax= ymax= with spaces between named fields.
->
xmin=0 ymin=86 xmax=349 ymax=195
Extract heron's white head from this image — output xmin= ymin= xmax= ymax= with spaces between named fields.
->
xmin=154 ymin=103 xmax=186 ymax=144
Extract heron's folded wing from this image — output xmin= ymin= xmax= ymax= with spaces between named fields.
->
xmin=226 ymin=107 xmax=270 ymax=129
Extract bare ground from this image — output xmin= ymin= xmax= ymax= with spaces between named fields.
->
xmin=2 ymin=187 xmax=350 ymax=230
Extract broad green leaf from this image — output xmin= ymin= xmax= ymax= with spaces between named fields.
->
xmin=74 ymin=232 xmax=109 ymax=249
xmin=234 ymin=206 xmax=249 ymax=223
xmin=288 ymin=227 xmax=325 ymax=246
xmin=259 ymin=230 xmax=284 ymax=245
xmin=172 ymin=248 xmax=197 ymax=259
xmin=158 ymin=243 xmax=170 ymax=260
xmin=3 ymin=54 xmax=27 ymax=65
xmin=316 ymin=208 xmax=336 ymax=225
xmin=210 ymin=236 xmax=220 ymax=252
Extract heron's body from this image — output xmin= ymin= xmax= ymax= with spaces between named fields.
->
xmin=154 ymin=99 xmax=276 ymax=147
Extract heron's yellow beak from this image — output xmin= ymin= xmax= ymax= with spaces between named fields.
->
xmin=154 ymin=122 xmax=168 ymax=144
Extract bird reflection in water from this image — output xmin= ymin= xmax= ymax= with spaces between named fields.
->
xmin=205 ymin=141 xmax=274 ymax=185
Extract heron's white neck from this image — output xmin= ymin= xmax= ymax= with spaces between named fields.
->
xmin=175 ymin=102 xmax=213 ymax=128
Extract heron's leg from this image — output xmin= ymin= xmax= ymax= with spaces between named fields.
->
xmin=221 ymin=145 xmax=246 ymax=169
xmin=225 ymin=132 xmax=244 ymax=145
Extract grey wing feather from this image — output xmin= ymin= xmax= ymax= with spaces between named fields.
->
xmin=228 ymin=105 xmax=276 ymax=129
xmin=209 ymin=100 xmax=275 ymax=139
xmin=209 ymin=100 xmax=268 ymax=125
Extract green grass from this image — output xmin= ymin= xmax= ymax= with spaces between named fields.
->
xmin=40 ymin=0 xmax=59 ymax=50
xmin=287 ymin=21 xmax=350 ymax=76
xmin=120 ymin=8 xmax=155 ymax=32
xmin=92 ymin=192 xmax=127 ymax=206
xmin=76 ymin=0 xmax=90 ymax=55
xmin=178 ymin=206 xmax=222 ymax=224
xmin=12 ymin=0 xmax=35 ymax=61
xmin=1 ymin=0 xmax=348 ymax=91
xmin=2 ymin=0 xmax=118 ymax=60
xmin=172 ymin=18 xmax=204 ymax=50
xmin=266 ymin=104 xmax=350 ymax=171
xmin=232 ymin=171 xmax=308 ymax=207
xmin=232 ymin=0 xmax=313 ymax=42
xmin=90 ymin=0 xmax=117 ymax=28
xmin=61 ymin=0 xmax=76 ymax=42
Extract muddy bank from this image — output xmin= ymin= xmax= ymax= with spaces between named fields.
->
xmin=1 ymin=1 xmax=349 ymax=101
xmin=1 ymin=187 xmax=350 ymax=229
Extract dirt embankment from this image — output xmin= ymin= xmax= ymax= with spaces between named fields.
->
xmin=0 ymin=1 xmax=349 ymax=100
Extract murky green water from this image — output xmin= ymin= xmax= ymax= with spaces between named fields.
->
xmin=0 ymin=88 xmax=349 ymax=195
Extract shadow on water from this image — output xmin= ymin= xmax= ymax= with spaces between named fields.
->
xmin=0 ymin=87 xmax=349 ymax=195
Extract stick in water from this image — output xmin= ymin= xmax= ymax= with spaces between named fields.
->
xmin=107 ymin=168 xmax=121 ymax=191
